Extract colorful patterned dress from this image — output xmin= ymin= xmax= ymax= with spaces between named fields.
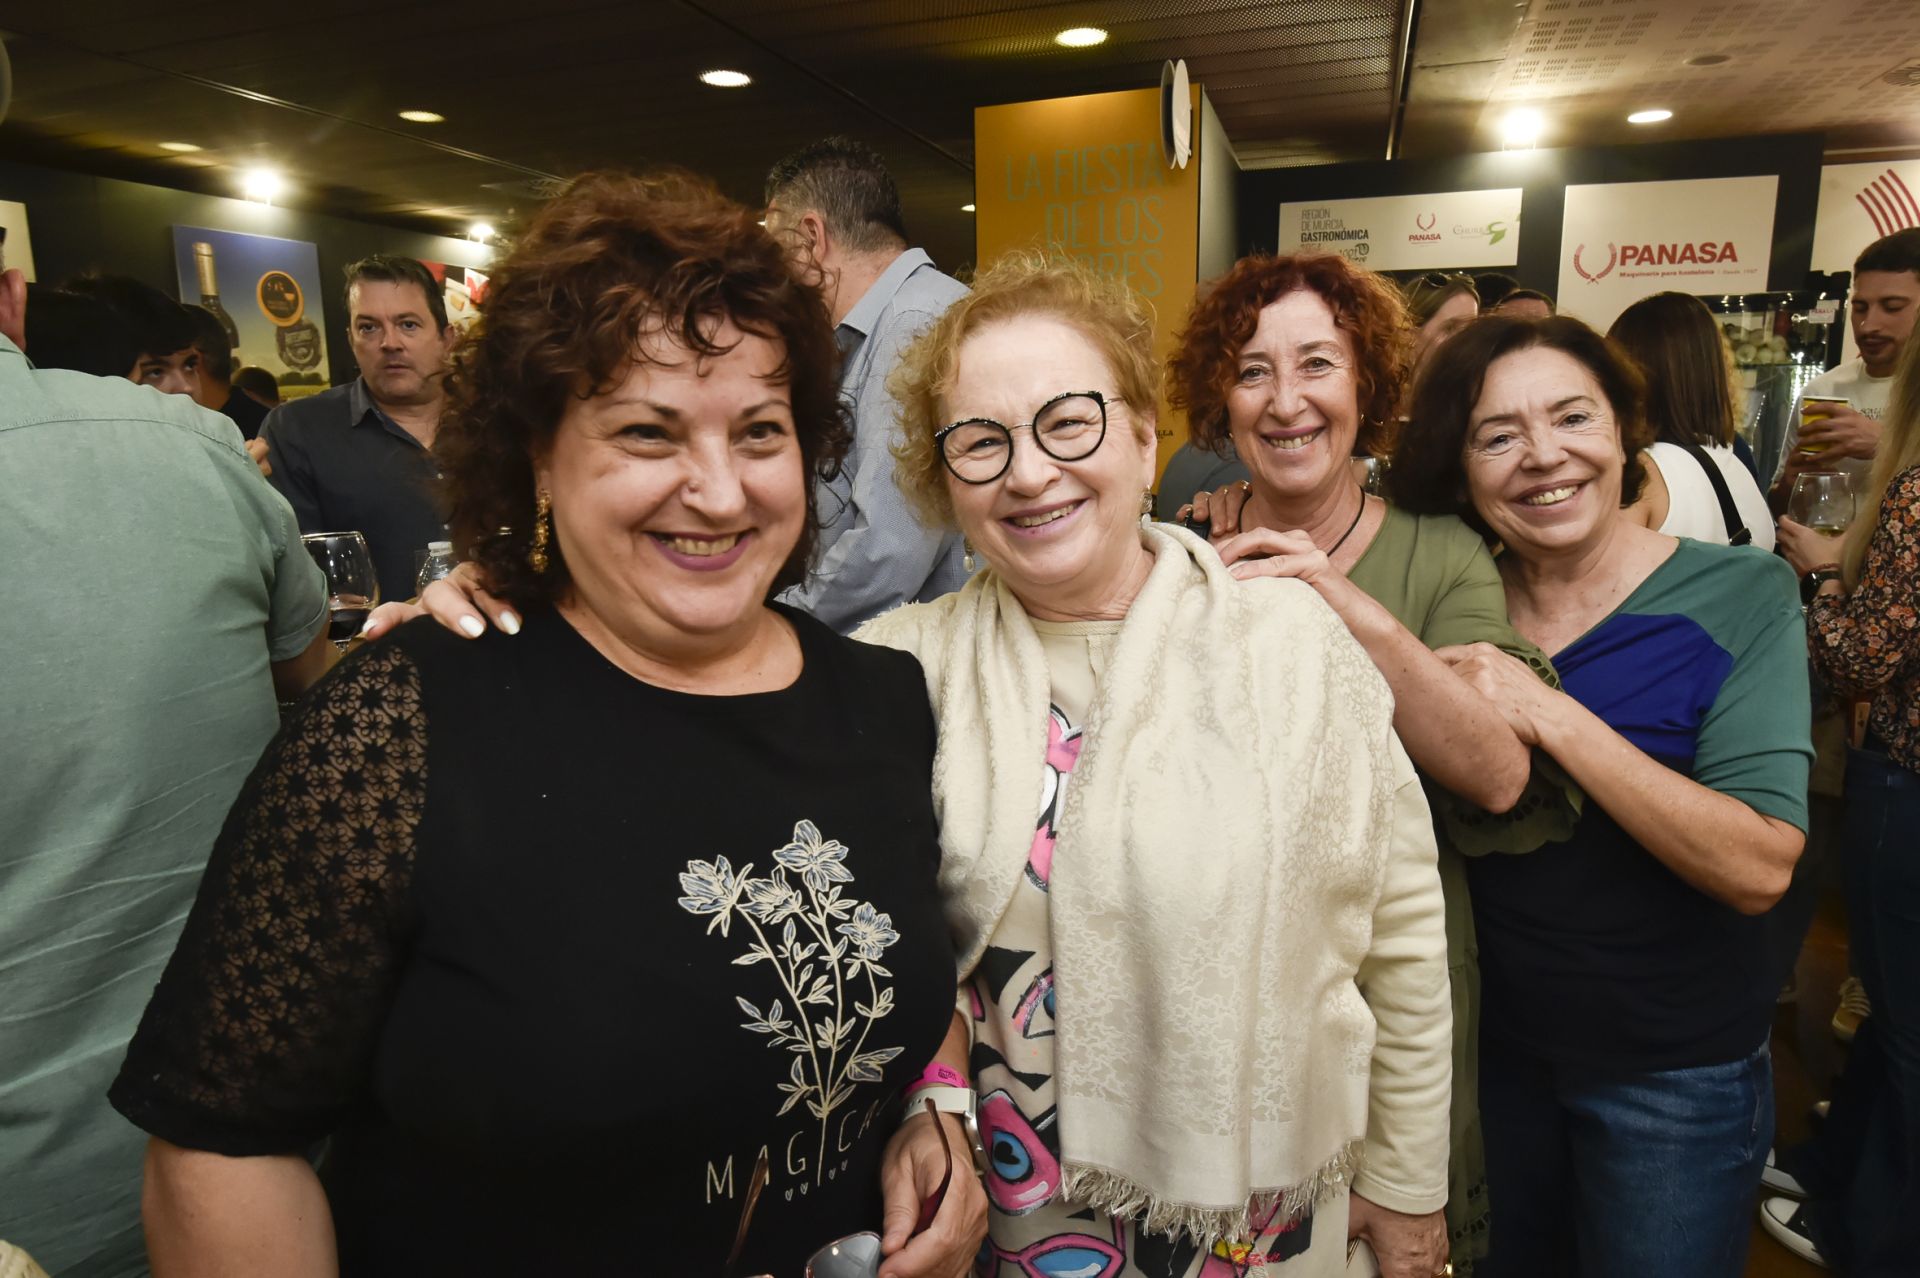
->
xmin=969 ymin=619 xmax=1348 ymax=1278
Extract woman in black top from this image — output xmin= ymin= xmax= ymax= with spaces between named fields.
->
xmin=110 ymin=172 xmax=984 ymax=1277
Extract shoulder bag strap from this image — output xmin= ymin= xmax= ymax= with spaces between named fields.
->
xmin=1673 ymin=440 xmax=1752 ymax=546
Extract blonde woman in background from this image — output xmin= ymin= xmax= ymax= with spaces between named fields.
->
xmin=1770 ymin=332 xmax=1920 ymax=1274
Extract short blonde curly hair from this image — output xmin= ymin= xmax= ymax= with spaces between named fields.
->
xmin=889 ymin=251 xmax=1161 ymax=528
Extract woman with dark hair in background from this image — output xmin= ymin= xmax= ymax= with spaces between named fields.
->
xmin=108 ymin=171 xmax=984 ymax=1277
xmin=1396 ymin=314 xmax=1810 ymax=1278
xmin=1607 ymin=291 xmax=1772 ymax=550
xmin=19 ymin=283 xmax=138 ymax=377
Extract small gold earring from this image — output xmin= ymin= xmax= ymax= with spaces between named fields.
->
xmin=962 ymin=538 xmax=976 ymax=575
xmin=528 ymin=488 xmax=552 ymax=573
xmin=1140 ymin=488 xmax=1154 ymax=520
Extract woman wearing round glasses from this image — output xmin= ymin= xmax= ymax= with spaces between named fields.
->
xmin=855 ymin=253 xmax=1451 ymax=1278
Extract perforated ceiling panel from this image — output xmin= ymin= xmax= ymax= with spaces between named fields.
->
xmin=1 ymin=0 xmax=1912 ymax=255
xmin=1477 ymin=0 xmax=1920 ymax=152
xmin=0 ymin=0 xmax=1407 ymax=265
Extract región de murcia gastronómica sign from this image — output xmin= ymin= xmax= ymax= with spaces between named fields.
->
xmin=1276 ymin=189 xmax=1524 ymax=271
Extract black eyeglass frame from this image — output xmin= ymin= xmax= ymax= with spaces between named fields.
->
xmin=932 ymin=389 xmax=1110 ymax=485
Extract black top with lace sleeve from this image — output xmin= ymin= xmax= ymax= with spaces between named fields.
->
xmin=111 ymin=606 xmax=953 ymax=1276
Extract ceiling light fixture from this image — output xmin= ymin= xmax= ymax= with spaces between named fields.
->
xmin=1055 ymin=27 xmax=1108 ymax=48
xmin=469 ymin=222 xmax=496 ymax=241
xmin=399 ymin=109 xmax=446 ymax=124
xmin=1627 ymin=108 xmax=1673 ymax=124
xmin=240 ymin=168 xmax=284 ymax=203
xmin=1500 ymin=107 xmax=1545 ymax=149
xmin=158 ymin=141 xmax=202 ymax=153
xmin=961 ymin=203 xmax=976 ymax=212
xmin=699 ymin=69 xmax=752 ymax=88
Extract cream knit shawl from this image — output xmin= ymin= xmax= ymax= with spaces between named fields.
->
xmin=858 ymin=525 xmax=1407 ymax=1248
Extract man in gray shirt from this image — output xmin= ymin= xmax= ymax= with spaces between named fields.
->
xmin=764 ymin=137 xmax=969 ymax=631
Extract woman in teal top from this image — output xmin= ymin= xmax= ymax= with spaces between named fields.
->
xmin=1168 ymin=252 xmax=1576 ymax=1278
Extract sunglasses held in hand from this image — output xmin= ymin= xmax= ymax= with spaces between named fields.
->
xmin=724 ymin=1096 xmax=956 ymax=1278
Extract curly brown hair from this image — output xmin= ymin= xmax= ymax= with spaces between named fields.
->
xmin=889 ymin=250 xmax=1160 ymax=529
xmin=1389 ymin=315 xmax=1654 ymax=539
xmin=1166 ymin=253 xmax=1412 ymax=458
xmin=435 ymin=170 xmax=850 ymax=610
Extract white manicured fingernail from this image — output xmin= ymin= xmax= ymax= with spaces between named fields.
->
xmin=499 ymin=610 xmax=521 ymax=636
xmin=359 ymin=619 xmax=375 ymax=635
xmin=458 ymin=615 xmax=484 ymax=638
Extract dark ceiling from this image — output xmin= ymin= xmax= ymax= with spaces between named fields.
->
xmin=1 ymin=0 xmax=1916 ymax=273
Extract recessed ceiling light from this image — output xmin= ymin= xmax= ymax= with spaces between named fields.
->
xmin=961 ymin=203 xmax=976 ymax=212
xmin=1500 ymin=107 xmax=1545 ymax=148
xmin=158 ymin=141 xmax=202 ymax=153
xmin=1055 ymin=27 xmax=1108 ymax=48
xmin=699 ymin=69 xmax=752 ymax=88
xmin=399 ymin=110 xmax=446 ymax=124
xmin=1627 ymin=108 xmax=1673 ymax=124
xmin=469 ymin=222 xmax=496 ymax=241
xmin=1686 ymin=53 xmax=1732 ymax=67
xmin=240 ymin=168 xmax=285 ymax=203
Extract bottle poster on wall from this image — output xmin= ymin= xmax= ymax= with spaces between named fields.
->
xmin=170 ymin=226 xmax=330 ymax=398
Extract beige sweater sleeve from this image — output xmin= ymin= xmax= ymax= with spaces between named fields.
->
xmin=1351 ymin=738 xmax=1453 ymax=1215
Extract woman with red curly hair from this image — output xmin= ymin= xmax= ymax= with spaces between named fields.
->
xmin=1168 ymin=254 xmax=1578 ymax=1278
xmin=108 ymin=172 xmax=984 ymax=1277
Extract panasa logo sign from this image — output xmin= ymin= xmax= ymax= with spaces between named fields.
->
xmin=1409 ymin=211 xmax=1440 ymax=243
xmin=1574 ymin=240 xmax=1739 ymax=282
xmin=1573 ymin=242 xmax=1618 ymax=282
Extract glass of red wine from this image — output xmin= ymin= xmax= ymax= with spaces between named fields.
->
xmin=301 ymin=532 xmax=379 ymax=646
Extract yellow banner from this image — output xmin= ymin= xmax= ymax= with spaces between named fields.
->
xmin=974 ymin=87 xmax=1202 ymax=476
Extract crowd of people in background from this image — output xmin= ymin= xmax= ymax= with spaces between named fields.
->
xmin=0 ymin=136 xmax=1915 ymax=1278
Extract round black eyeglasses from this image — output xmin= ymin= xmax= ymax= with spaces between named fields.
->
xmin=933 ymin=390 xmax=1110 ymax=484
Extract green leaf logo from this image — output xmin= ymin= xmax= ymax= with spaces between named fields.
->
xmin=1487 ymin=221 xmax=1508 ymax=246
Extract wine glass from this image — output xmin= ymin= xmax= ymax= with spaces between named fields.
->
xmin=301 ymin=532 xmax=379 ymax=646
xmin=1788 ymin=472 xmax=1857 ymax=546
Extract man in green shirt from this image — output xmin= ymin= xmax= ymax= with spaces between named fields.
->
xmin=0 ymin=263 xmax=333 ymax=1275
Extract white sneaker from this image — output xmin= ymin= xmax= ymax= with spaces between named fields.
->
xmin=1761 ymin=1147 xmax=1807 ymax=1197
xmin=1759 ymin=1196 xmax=1829 ymax=1269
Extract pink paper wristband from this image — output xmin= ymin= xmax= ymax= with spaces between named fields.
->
xmin=903 ymin=1062 xmax=967 ymax=1099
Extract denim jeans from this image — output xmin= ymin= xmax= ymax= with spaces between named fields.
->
xmin=1477 ymin=1036 xmax=1772 ymax=1278
xmin=1794 ymin=745 xmax=1920 ymax=1276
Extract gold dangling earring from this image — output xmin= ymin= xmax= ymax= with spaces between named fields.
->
xmin=1140 ymin=487 xmax=1155 ymax=525
xmin=962 ymin=538 xmax=976 ymax=575
xmin=528 ymin=488 xmax=552 ymax=573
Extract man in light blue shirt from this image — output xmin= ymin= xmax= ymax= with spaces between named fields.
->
xmin=765 ymin=137 xmax=969 ymax=631
xmin=0 ymin=261 xmax=332 ymax=1276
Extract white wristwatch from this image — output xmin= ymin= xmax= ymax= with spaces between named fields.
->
xmin=906 ymin=1086 xmax=989 ymax=1176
